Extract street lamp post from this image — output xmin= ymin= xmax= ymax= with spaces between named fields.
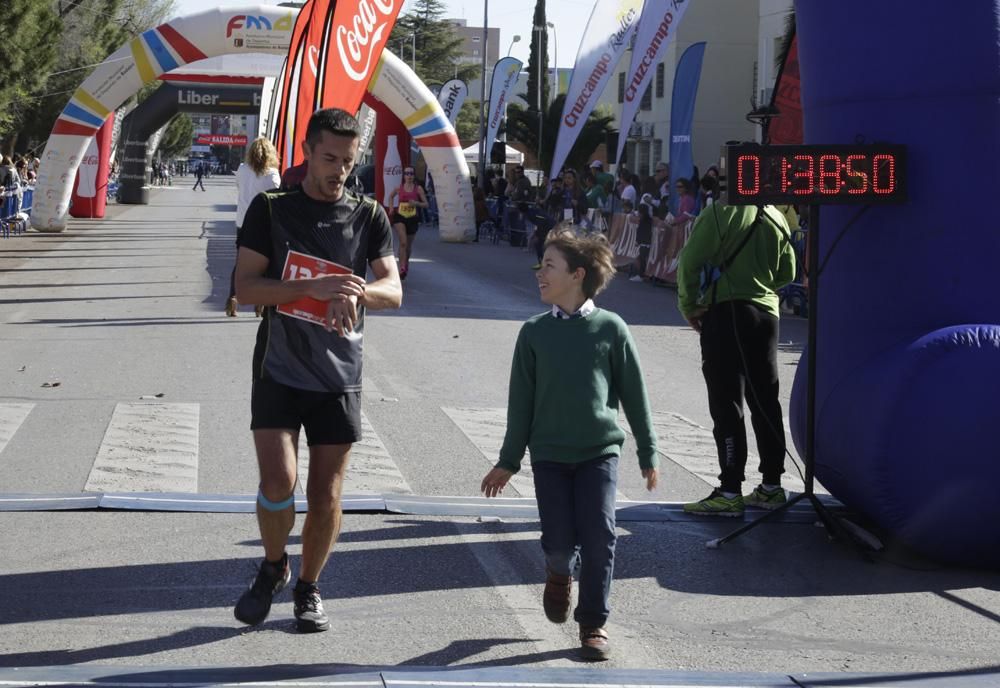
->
xmin=410 ymin=32 xmax=416 ymax=71
xmin=533 ymin=24 xmax=546 ymax=169
xmin=477 ymin=0 xmax=488 ymax=191
xmin=507 ymin=34 xmax=520 ymax=56
xmin=547 ymin=21 xmax=557 ymax=100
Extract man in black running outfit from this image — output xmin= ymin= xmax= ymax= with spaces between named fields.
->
xmin=232 ymin=108 xmax=402 ymax=632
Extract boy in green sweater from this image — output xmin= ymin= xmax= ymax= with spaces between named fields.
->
xmin=481 ymin=229 xmax=659 ymax=662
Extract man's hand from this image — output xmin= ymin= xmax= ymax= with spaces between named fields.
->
xmin=642 ymin=467 xmax=659 ymax=492
xmin=481 ymin=466 xmax=514 ymax=498
xmin=686 ymin=307 xmax=707 ymax=333
xmin=324 ymin=294 xmax=358 ymax=336
xmin=304 ymin=273 xmax=366 ymax=301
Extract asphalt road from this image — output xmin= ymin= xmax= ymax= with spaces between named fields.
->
xmin=0 ymin=178 xmax=996 ymax=685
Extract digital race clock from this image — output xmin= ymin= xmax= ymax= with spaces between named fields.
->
xmin=723 ymin=143 xmax=907 ymax=205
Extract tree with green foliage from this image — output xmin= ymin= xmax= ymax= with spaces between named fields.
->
xmin=7 ymin=0 xmax=176 ymax=153
xmin=0 ymin=1 xmax=62 ymax=148
xmin=506 ymin=95 xmax=614 ymax=174
xmin=455 ymin=100 xmax=481 ymax=145
xmin=389 ymin=0 xmax=478 ymax=84
xmin=156 ymin=113 xmax=193 ymax=160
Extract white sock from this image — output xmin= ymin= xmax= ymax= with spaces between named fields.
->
xmin=761 ymin=483 xmax=781 ymax=492
xmin=720 ymin=490 xmax=739 ymax=499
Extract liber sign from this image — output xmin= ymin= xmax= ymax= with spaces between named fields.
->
xmin=724 ymin=143 xmax=907 ymax=205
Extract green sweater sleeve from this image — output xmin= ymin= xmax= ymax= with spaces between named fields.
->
xmin=612 ymin=323 xmax=659 ymax=470
xmin=497 ymin=325 xmax=535 ymax=473
xmin=676 ymin=210 xmax=722 ymax=318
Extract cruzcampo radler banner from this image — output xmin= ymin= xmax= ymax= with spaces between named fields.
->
xmin=484 ymin=58 xmax=523 ymax=159
xmin=549 ymin=0 xmax=645 ymax=180
xmin=616 ymin=0 xmax=693 ymax=164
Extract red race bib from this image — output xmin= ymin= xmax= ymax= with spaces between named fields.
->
xmin=276 ymin=250 xmax=352 ymax=326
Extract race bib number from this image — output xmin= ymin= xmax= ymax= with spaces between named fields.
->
xmin=398 ymin=202 xmax=417 ymax=218
xmin=276 ymin=250 xmax=352 ymax=326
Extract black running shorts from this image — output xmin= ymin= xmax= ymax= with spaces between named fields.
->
xmin=251 ymin=377 xmax=362 ymax=446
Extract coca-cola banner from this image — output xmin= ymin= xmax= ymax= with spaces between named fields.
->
xmin=34 ymin=4 xmax=294 ymax=231
xmin=549 ymin=0 xmax=645 ymax=180
xmin=615 ymin=0 xmax=693 ymax=164
xmin=197 ymin=134 xmax=250 ymax=145
xmin=437 ymin=78 xmax=468 ymax=126
xmin=485 ymin=58 xmax=523 ymax=158
xmin=273 ymin=4 xmax=312 ymax=170
xmin=69 ymin=115 xmax=114 ymax=219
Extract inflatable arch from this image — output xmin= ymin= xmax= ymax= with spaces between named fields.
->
xmin=790 ymin=0 xmax=1000 ymax=567
xmin=117 ymin=82 xmax=262 ymax=204
xmin=34 ymin=4 xmax=474 ymax=240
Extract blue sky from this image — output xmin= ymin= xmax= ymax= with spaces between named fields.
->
xmin=171 ymin=0 xmax=589 ymax=69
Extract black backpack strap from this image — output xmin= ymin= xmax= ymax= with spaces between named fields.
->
xmin=709 ymin=206 xmax=765 ymax=305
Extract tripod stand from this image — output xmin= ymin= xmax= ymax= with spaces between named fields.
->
xmin=707 ymin=204 xmax=862 ymax=552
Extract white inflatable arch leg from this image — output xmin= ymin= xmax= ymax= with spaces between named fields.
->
xmin=364 ymin=52 xmax=475 ymax=242
xmin=33 ymin=5 xmax=295 ymax=232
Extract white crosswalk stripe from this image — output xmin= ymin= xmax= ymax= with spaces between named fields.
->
xmin=85 ymin=403 xmax=199 ymax=493
xmin=298 ymin=411 xmax=412 ymax=494
xmin=443 ymin=407 xmax=633 ymax=501
xmin=624 ymin=411 xmax=811 ymax=494
xmin=442 ymin=407 xmax=537 ymax=497
xmin=0 ymin=403 xmax=33 ymax=456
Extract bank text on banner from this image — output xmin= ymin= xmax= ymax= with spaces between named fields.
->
xmin=438 ymin=78 xmax=469 ymax=126
xmin=549 ymin=0 xmax=645 ymax=180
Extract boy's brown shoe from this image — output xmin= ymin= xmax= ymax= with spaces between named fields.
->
xmin=579 ymin=626 xmax=610 ymax=661
xmin=542 ymin=569 xmax=572 ymax=623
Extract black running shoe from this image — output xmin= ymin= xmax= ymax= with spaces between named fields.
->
xmin=234 ymin=553 xmax=290 ymax=626
xmin=293 ymin=581 xmax=331 ymax=633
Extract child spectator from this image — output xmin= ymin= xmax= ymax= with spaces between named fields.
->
xmin=481 ymin=229 xmax=658 ymax=662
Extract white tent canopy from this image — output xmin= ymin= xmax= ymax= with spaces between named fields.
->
xmin=462 ymin=141 xmax=525 ymax=165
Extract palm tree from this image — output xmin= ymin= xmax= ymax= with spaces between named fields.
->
xmin=506 ymin=94 xmax=614 ymax=174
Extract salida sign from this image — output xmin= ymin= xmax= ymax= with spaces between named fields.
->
xmin=196 ymin=134 xmax=249 ymax=146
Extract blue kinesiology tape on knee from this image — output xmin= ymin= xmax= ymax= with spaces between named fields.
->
xmin=257 ymin=489 xmax=295 ymax=512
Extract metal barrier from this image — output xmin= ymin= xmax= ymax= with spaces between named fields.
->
xmin=1 ymin=185 xmax=31 ymax=238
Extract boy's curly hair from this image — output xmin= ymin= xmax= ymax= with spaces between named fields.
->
xmin=544 ymin=225 xmax=616 ymax=299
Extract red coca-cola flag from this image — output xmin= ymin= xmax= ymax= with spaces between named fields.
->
xmin=274 ymin=0 xmax=403 ymax=170
xmin=318 ymin=0 xmax=403 ymax=120
xmin=273 ymin=2 xmax=314 ymax=170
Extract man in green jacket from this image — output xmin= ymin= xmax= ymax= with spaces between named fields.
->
xmin=677 ymin=203 xmax=797 ymax=516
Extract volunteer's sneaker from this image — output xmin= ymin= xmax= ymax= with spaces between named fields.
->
xmin=683 ymin=489 xmax=745 ymax=517
xmin=234 ymin=553 xmax=290 ymax=626
xmin=629 ymin=275 xmax=643 ymax=282
xmin=746 ymin=485 xmax=787 ymax=510
xmin=293 ymin=581 xmax=331 ymax=633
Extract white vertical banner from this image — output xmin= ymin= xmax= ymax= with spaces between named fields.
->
xmin=438 ymin=78 xmax=469 ymax=126
xmin=616 ymin=0 xmax=693 ymax=164
xmin=549 ymin=0 xmax=645 ymax=180
xmin=356 ymin=102 xmax=378 ymax=154
xmin=485 ymin=57 xmax=523 ymax=155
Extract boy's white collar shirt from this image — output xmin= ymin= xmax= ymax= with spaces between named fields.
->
xmin=552 ymin=299 xmax=595 ymax=319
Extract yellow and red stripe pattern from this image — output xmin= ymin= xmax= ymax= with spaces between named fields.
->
xmin=52 ymin=22 xmax=207 ymax=137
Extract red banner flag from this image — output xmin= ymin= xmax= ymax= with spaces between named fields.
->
xmin=274 ymin=0 xmax=403 ymax=170
xmin=767 ymin=32 xmax=802 ymax=145
xmin=319 ymin=0 xmax=403 ymax=116
xmin=273 ymin=3 xmax=314 ymax=170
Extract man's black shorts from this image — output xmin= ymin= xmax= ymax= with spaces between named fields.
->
xmin=251 ymin=377 xmax=362 ymax=446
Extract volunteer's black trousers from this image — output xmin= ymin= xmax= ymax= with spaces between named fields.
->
xmin=700 ymin=300 xmax=786 ymax=493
